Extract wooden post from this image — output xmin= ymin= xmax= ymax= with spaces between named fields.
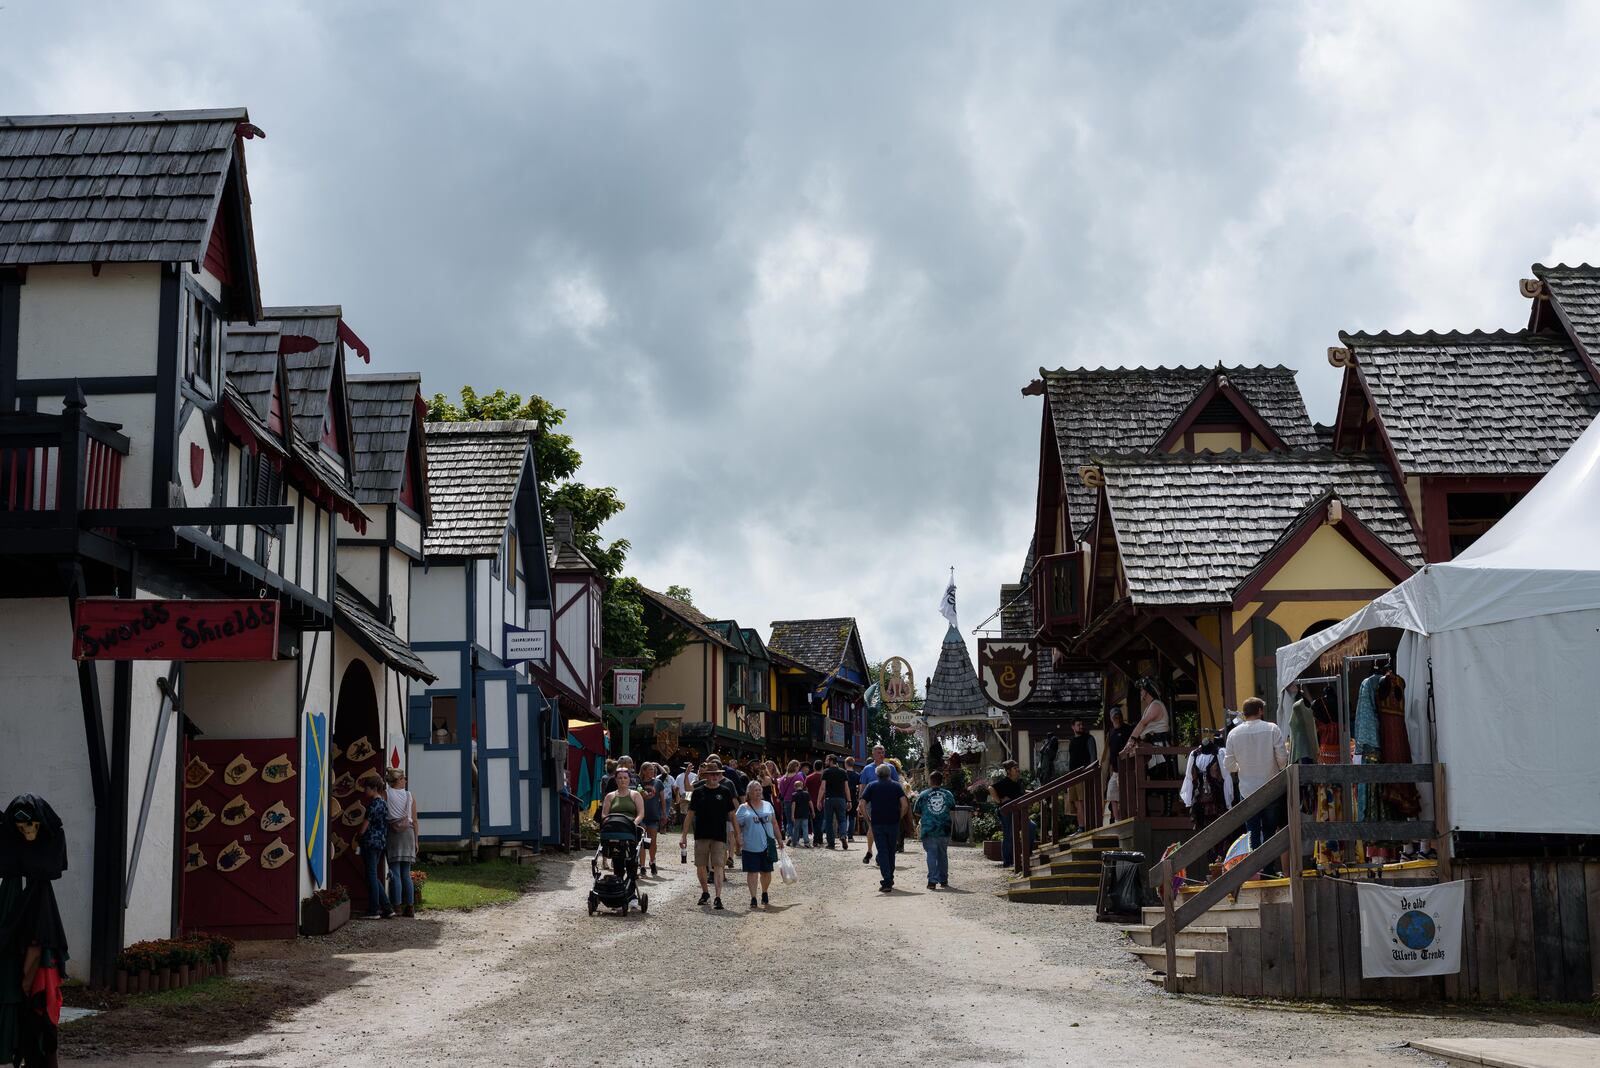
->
xmin=1218 ymin=609 xmax=1237 ymax=711
xmin=1162 ymin=858 xmax=1178 ymax=992
xmin=1288 ymin=763 xmax=1308 ymax=996
xmin=1433 ymin=762 xmax=1452 ymax=881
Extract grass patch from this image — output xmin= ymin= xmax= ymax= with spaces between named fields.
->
xmin=418 ymin=858 xmax=537 ymax=911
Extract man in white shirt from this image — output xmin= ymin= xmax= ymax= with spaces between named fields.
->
xmin=1224 ymin=697 xmax=1289 ymax=875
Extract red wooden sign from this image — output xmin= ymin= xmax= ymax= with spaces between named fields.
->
xmin=72 ymin=598 xmax=279 ymax=661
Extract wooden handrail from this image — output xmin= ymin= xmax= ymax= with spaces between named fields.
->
xmin=1003 ymin=762 xmax=1103 ymax=876
xmin=1158 ymin=765 xmax=1290 ymax=879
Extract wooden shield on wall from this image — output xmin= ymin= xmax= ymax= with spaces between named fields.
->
xmin=978 ymin=640 xmax=1036 ymax=709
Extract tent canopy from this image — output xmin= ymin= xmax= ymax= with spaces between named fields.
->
xmin=1274 ymin=411 xmax=1600 ymax=836
xmin=1277 ymin=410 xmax=1600 ymax=685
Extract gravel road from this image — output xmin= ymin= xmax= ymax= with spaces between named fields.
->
xmin=62 ymin=842 xmax=1596 ymax=1067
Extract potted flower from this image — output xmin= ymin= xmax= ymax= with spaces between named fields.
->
xmin=301 ymin=883 xmax=351 ymax=936
xmin=411 ymin=869 xmax=428 ymax=906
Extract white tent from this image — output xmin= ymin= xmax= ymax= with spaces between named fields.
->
xmin=1275 ymin=412 xmax=1600 ymax=836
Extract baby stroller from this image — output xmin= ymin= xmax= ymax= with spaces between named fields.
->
xmin=588 ymin=813 xmax=649 ymax=915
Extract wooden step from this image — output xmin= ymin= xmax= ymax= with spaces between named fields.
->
xmin=1120 ymin=924 xmax=1231 ymax=951
xmin=1045 ymin=859 xmax=1102 ymax=876
xmin=1140 ymin=900 xmax=1261 ymax=928
xmin=1012 ymin=873 xmax=1100 ymax=893
xmin=1005 ymin=884 xmax=1100 ymax=905
xmin=1128 ymin=945 xmax=1203 ymax=977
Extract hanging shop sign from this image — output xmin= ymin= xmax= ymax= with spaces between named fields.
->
xmin=826 ymin=719 xmax=848 ymax=746
xmin=612 ymin=668 xmax=644 ymax=708
xmin=503 ymin=625 xmax=548 ymax=663
xmin=977 ymin=640 xmax=1036 ymax=709
xmin=878 ymin=656 xmax=915 ymax=710
xmin=73 ymin=598 xmax=279 ymax=661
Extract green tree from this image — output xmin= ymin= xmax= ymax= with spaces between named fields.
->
xmin=865 ymin=660 xmax=923 ymax=766
xmin=426 ymin=386 xmax=650 ymax=662
xmin=663 ymin=584 xmax=694 ymax=605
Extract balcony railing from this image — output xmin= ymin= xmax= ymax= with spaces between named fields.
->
xmin=0 ymin=399 xmax=130 ymax=524
xmin=1032 ymin=550 xmax=1083 ymax=635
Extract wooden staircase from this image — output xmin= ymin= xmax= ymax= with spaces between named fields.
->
xmin=1120 ymin=879 xmax=1285 ymax=981
xmin=1004 ymin=825 xmax=1124 ymax=905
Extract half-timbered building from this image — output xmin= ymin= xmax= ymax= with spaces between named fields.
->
xmin=767 ymin=617 xmax=871 ymax=762
xmin=0 ymin=108 xmax=391 ymax=980
xmin=634 ymin=587 xmax=766 ymax=765
xmin=407 ymin=420 xmax=586 ymax=850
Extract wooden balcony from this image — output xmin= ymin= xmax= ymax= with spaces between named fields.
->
xmin=1031 ymin=550 xmax=1083 ymax=640
xmin=0 ymin=408 xmax=127 ymax=519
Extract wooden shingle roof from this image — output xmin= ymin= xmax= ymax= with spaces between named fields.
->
xmin=1344 ymin=329 xmax=1600 ymax=476
xmin=0 ymin=108 xmax=250 ymax=266
xmin=335 ymin=580 xmax=436 ymax=682
xmin=639 ymin=586 xmax=737 ymax=649
xmin=1043 ymin=365 xmax=1318 ymax=537
xmin=222 ymin=325 xmax=279 ymax=417
xmin=923 ymin=625 xmax=990 ymax=718
xmin=346 ymin=373 xmax=421 ymax=504
xmin=264 ymin=306 xmax=342 ymax=443
xmin=1533 ymin=263 xmax=1600 ymax=375
xmin=767 ymin=618 xmax=856 ymax=676
xmin=1095 ymin=450 xmax=1422 ymax=606
xmin=423 ymin=421 xmax=534 ymax=557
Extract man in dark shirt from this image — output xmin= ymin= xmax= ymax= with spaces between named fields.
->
xmin=843 ymin=758 xmax=861 ymax=842
xmin=990 ymin=760 xmax=1025 ymax=867
xmin=1104 ymin=708 xmax=1134 ymax=822
xmin=680 ymin=764 xmax=741 ymax=909
xmin=820 ymin=755 xmax=851 ymax=850
xmin=722 ymin=755 xmax=750 ymax=796
xmin=1065 ymin=719 xmax=1099 ymax=830
xmin=861 ymin=763 xmax=909 ymax=891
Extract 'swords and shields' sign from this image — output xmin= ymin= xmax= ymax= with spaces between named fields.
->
xmin=72 ymin=598 xmax=279 ymax=661
xmin=1357 ymin=880 xmax=1466 ymax=977
xmin=978 ymin=640 xmax=1036 ymax=709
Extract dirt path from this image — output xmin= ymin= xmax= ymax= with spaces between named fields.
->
xmin=63 ymin=844 xmax=1595 ymax=1067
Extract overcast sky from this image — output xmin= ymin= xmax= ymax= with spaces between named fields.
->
xmin=7 ymin=2 xmax=1600 ymax=679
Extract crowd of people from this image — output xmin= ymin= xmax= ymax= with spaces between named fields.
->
xmin=592 ymin=743 xmax=970 ymax=909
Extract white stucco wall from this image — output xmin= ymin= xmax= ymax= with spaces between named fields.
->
xmin=16 ymin=264 xmax=163 ymax=379
xmin=339 ymin=545 xmax=381 ymax=605
xmin=183 ymin=659 xmax=298 ymax=739
xmin=410 ymin=563 xmax=465 ymax=642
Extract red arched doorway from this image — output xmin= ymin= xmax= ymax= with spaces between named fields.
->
xmin=330 ymin=660 xmax=384 ymax=911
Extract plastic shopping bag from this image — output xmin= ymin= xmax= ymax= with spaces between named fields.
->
xmin=777 ymin=849 xmax=797 ymax=884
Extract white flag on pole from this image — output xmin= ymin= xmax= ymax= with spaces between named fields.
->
xmin=1356 ymin=879 xmax=1466 ymax=977
xmin=939 ymin=569 xmax=958 ymax=628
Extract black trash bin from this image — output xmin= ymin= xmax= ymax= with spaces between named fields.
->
xmin=1095 ymin=850 xmax=1146 ymax=922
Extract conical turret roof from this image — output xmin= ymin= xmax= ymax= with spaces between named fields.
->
xmin=923 ymin=625 xmax=991 ymax=718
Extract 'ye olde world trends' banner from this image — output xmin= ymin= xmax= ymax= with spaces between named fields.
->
xmin=1357 ymin=880 xmax=1466 ymax=977
xmin=72 ymin=598 xmax=280 ymax=661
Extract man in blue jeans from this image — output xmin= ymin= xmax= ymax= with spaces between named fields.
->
xmin=990 ymin=760 xmax=1024 ymax=867
xmin=859 ymin=763 xmax=908 ymax=892
xmin=914 ymin=770 xmax=957 ymax=889
xmin=355 ymin=777 xmax=394 ymax=919
xmin=819 ymin=755 xmax=851 ymax=849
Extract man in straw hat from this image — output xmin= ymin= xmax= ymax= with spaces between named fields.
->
xmin=680 ymin=761 xmax=741 ymax=909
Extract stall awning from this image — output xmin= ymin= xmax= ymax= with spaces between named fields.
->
xmin=334 ymin=581 xmax=436 ymax=682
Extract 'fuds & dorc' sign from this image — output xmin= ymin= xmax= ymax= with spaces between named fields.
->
xmin=72 ymin=598 xmax=280 ymax=661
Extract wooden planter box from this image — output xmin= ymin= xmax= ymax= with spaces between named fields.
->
xmin=983 ymin=840 xmax=1004 ymax=862
xmin=300 ymin=898 xmax=351 ymax=937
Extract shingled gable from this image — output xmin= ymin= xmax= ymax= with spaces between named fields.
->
xmin=1330 ymin=329 xmax=1600 ymax=477
xmin=767 ymin=618 xmax=866 ymax=679
xmin=1040 ymin=365 xmax=1319 ymax=540
xmin=0 ymin=108 xmax=263 ymax=319
xmin=422 ymin=420 xmax=538 ymax=557
xmin=259 ymin=305 xmax=364 ymax=458
xmin=219 ymin=343 xmax=368 ymax=529
xmin=334 ymin=579 xmax=436 ymax=682
xmin=639 ymin=586 xmax=737 ymax=649
xmin=1087 ymin=449 xmax=1421 ymax=608
xmin=1528 ymin=263 xmax=1600 ymax=383
xmin=346 ymin=372 xmax=428 ymax=513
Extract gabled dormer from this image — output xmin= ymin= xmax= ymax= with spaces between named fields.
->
xmin=264 ymin=306 xmax=364 ymax=477
xmin=1152 ymin=368 xmax=1293 ymax=454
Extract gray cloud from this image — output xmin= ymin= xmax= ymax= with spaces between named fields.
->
xmin=5 ymin=1 xmax=1600 ymax=678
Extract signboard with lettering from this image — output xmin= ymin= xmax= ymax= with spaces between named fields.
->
xmin=73 ymin=598 xmax=279 ymax=661
xmin=503 ymin=626 xmax=547 ymax=663
xmin=612 ymin=668 xmax=644 ymax=708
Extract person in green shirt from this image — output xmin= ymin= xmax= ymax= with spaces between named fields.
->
xmin=913 ymin=771 xmax=957 ymax=890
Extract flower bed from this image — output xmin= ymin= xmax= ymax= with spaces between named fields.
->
xmin=114 ymin=933 xmax=234 ymax=995
xmin=301 ymin=883 xmax=351 ymax=937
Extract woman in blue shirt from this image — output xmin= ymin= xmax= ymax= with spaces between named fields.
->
xmin=735 ymin=781 xmax=782 ymax=909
